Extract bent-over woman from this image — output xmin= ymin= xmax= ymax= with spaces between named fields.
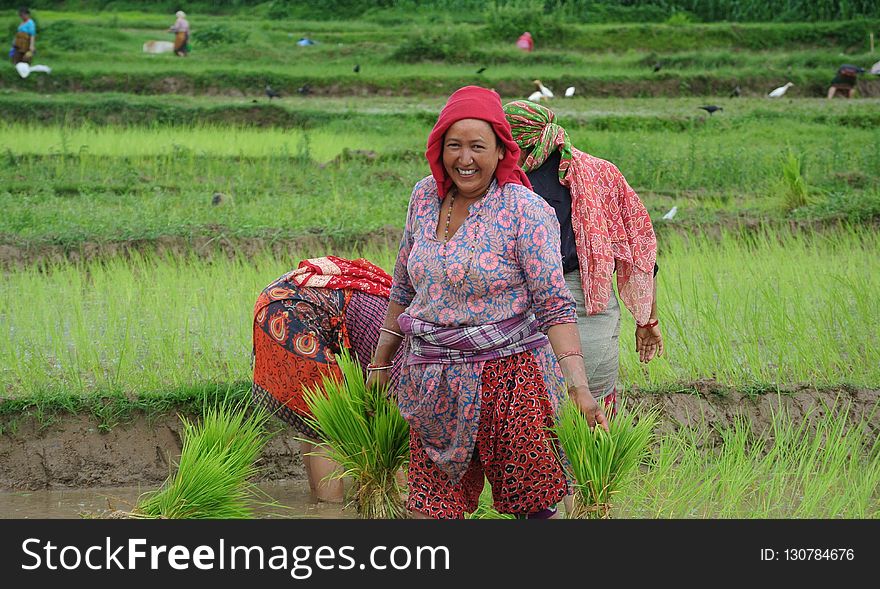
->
xmin=252 ymin=256 xmax=403 ymax=502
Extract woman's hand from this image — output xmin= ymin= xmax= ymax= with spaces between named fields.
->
xmin=635 ymin=322 xmax=664 ymax=363
xmin=365 ymin=368 xmax=391 ymax=393
xmin=568 ymin=385 xmax=609 ymax=431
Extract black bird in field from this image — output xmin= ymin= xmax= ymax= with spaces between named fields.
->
xmin=699 ymin=105 xmax=723 ymax=115
xmin=265 ymin=84 xmax=281 ymax=99
xmin=476 ymin=66 xmax=487 ymax=74
xmin=297 ymin=84 xmax=312 ymax=96
xmin=211 ymin=192 xmax=224 ymax=205
xmin=730 ymin=85 xmax=741 ymax=98
xmin=652 ymin=62 xmax=662 ymax=73
xmin=353 ymin=63 xmax=360 ymax=73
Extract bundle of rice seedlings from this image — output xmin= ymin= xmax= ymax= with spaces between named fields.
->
xmin=134 ymin=399 xmax=272 ymax=519
xmin=302 ymin=350 xmax=409 ymax=519
xmin=554 ymin=401 xmax=659 ymax=519
xmin=466 ymin=482 xmax=514 ymax=519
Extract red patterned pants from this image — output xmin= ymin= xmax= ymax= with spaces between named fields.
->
xmin=406 ymin=352 xmax=568 ymax=519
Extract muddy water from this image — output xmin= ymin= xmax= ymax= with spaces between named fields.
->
xmin=0 ymin=479 xmax=353 ymax=519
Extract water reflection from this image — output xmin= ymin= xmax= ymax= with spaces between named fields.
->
xmin=0 ymin=479 xmax=354 ymax=519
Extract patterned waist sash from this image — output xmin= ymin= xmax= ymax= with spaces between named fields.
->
xmin=397 ymin=313 xmax=549 ymax=364
xmin=394 ymin=313 xmax=553 ymax=484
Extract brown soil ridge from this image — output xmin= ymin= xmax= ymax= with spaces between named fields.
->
xmin=0 ymin=226 xmax=405 ymax=270
xmin=0 ymin=387 xmax=875 ymax=491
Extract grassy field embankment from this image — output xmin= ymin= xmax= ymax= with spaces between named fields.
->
xmin=2 ymin=11 xmax=879 ymax=97
xmin=1 ymin=95 xmax=878 ymax=257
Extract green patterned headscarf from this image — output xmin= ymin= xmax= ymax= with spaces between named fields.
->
xmin=503 ymin=100 xmax=573 ymax=183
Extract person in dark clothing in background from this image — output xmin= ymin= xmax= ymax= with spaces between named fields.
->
xmin=504 ymin=100 xmax=664 ymax=416
xmin=827 ymin=64 xmax=865 ymax=99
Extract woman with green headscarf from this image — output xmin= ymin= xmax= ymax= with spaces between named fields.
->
xmin=503 ymin=100 xmax=664 ymax=414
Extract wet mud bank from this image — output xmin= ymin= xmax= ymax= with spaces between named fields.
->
xmin=1 ymin=387 xmax=876 ymax=491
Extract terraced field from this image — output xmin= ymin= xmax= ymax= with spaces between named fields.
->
xmin=1 ymin=6 xmax=877 ymax=518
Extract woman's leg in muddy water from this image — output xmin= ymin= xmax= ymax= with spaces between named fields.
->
xmin=300 ymin=442 xmax=344 ymax=503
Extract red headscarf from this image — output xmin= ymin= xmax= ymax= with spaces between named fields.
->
xmin=288 ymin=256 xmax=392 ymax=298
xmin=426 ymin=86 xmax=532 ymax=198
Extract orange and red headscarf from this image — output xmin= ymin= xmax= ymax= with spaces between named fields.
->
xmin=425 ymin=85 xmax=532 ymax=198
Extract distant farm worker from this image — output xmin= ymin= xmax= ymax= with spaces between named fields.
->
xmin=503 ymin=100 xmax=663 ymax=417
xmin=368 ymin=85 xmax=608 ymax=520
xmin=827 ymin=64 xmax=865 ymax=99
xmin=10 ymin=7 xmax=36 ymax=65
xmin=168 ymin=10 xmax=190 ymax=57
xmin=252 ymin=256 xmax=404 ymax=503
xmin=516 ymin=31 xmax=534 ymax=52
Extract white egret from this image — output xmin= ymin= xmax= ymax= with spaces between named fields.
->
xmin=768 ymin=82 xmax=794 ymax=98
xmin=533 ymin=79 xmax=554 ymax=98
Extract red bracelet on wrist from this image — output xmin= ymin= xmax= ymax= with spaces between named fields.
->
xmin=637 ymin=319 xmax=659 ymax=329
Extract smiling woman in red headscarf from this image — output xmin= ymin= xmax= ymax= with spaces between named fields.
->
xmin=367 ymin=86 xmax=607 ymax=520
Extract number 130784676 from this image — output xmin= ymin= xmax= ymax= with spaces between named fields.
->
xmin=760 ymin=548 xmax=855 ymax=561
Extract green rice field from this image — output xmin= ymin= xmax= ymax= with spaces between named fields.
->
xmin=1 ymin=104 xmax=878 ymax=247
xmin=0 ymin=3 xmax=878 ymax=518
xmin=2 ymin=228 xmax=878 ymax=399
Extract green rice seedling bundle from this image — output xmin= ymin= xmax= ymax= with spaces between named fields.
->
xmin=466 ymin=483 xmax=514 ymax=519
xmin=302 ymin=350 xmax=409 ymax=519
xmin=555 ymin=402 xmax=659 ymax=519
xmin=134 ymin=399 xmax=272 ymax=519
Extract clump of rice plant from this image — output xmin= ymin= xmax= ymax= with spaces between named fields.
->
xmin=467 ymin=482 xmax=514 ymax=519
xmin=302 ymin=350 xmax=409 ymax=519
xmin=133 ymin=399 xmax=272 ymax=519
xmin=781 ymin=147 xmax=810 ymax=211
xmin=555 ymin=402 xmax=659 ymax=519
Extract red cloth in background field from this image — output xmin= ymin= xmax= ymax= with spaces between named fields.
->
xmin=516 ymin=31 xmax=534 ymax=52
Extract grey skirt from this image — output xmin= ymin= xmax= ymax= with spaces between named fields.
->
xmin=564 ymin=271 xmax=620 ymax=400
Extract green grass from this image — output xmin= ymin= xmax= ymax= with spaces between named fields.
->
xmin=471 ymin=395 xmax=878 ymax=519
xmin=302 ymin=350 xmax=409 ymax=519
xmin=4 ymin=92 xmax=880 ymax=129
xmin=0 ymin=249 xmax=389 ymax=398
xmin=0 ymin=381 xmax=253 ymax=433
xmin=1 ymin=99 xmax=877 ymax=249
xmin=3 ymin=11 xmax=879 ymax=98
xmin=616 ymin=398 xmax=880 ymax=518
xmin=0 ymin=122 xmax=402 ymax=160
xmin=620 ymin=226 xmax=880 ymax=389
xmin=1 ymin=227 xmax=877 ymax=403
xmin=555 ymin=402 xmax=660 ymax=518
